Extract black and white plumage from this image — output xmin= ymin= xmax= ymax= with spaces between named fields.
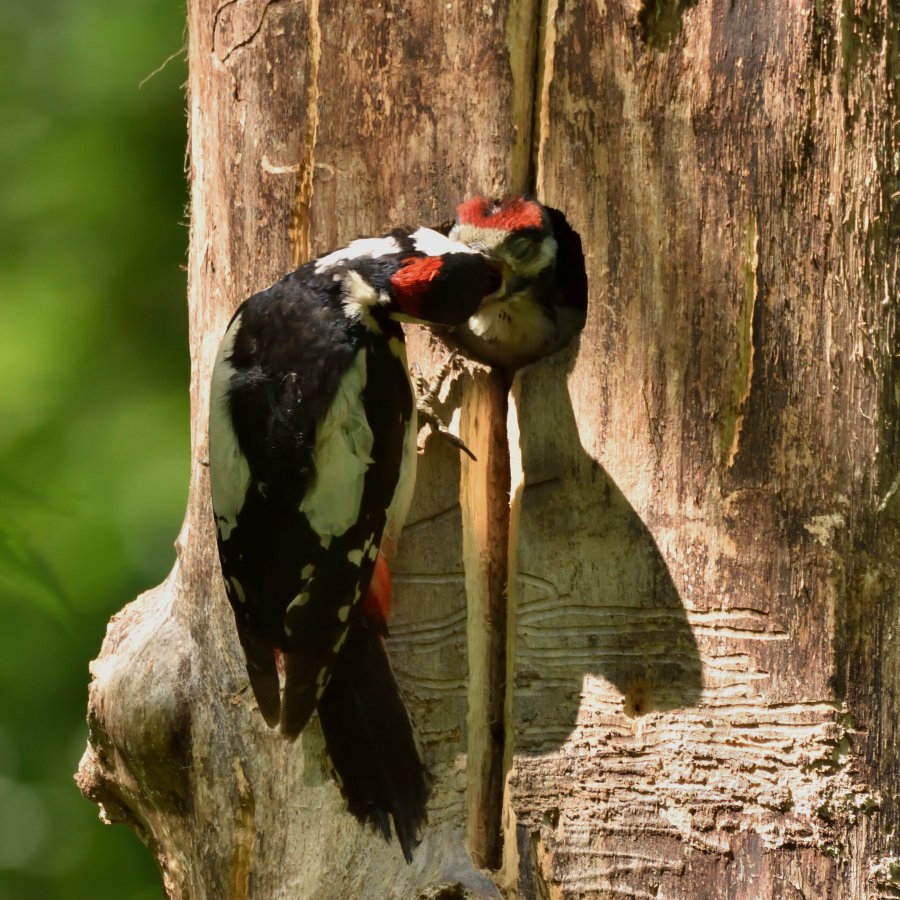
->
xmin=208 ymin=226 xmax=498 ymax=860
xmin=439 ymin=196 xmax=588 ymax=373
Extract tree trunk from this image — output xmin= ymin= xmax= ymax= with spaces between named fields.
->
xmin=77 ymin=0 xmax=899 ymax=897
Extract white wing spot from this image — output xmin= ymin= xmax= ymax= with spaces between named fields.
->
xmin=346 ymin=548 xmax=364 ymax=566
xmin=385 ymin=391 xmax=419 ymax=542
xmin=300 ymin=563 xmax=315 ymax=580
xmin=337 ymin=605 xmax=351 ymax=622
xmin=300 ymin=350 xmax=374 ymax=539
xmin=333 ymin=628 xmax=349 ymax=652
xmin=287 ymin=592 xmax=310 ymax=611
xmin=228 ymin=577 xmax=247 ymax=604
xmin=367 ymin=543 xmax=380 ymax=560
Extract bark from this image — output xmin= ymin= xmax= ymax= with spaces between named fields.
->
xmin=77 ymin=0 xmax=899 ymax=898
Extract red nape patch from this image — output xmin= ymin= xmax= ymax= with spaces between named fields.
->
xmin=362 ymin=551 xmax=392 ymax=637
xmin=389 ymin=255 xmax=444 ymax=317
xmin=456 ymin=195 xmax=543 ymax=232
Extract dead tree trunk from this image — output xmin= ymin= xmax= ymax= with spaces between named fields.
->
xmin=77 ymin=0 xmax=899 ymax=897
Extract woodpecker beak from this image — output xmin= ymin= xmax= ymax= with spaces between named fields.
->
xmin=482 ymin=260 xmax=507 ymax=303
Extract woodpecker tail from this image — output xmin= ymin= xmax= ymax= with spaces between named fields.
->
xmin=316 ymin=617 xmax=429 ymax=862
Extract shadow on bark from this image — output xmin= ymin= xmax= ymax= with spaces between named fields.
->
xmin=510 ymin=350 xmax=703 ymax=752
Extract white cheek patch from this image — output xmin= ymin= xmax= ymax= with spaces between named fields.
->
xmin=341 ymin=271 xmax=383 ymax=333
xmin=314 ymin=236 xmax=401 ymax=273
xmin=467 ymin=292 xmax=556 ymax=354
xmin=300 ymin=350 xmax=374 ymax=538
xmin=209 ymin=316 xmax=251 ymax=541
xmin=409 ymin=227 xmax=479 ymax=257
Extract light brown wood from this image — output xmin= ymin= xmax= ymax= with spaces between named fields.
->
xmin=77 ymin=0 xmax=899 ymax=897
xmin=500 ymin=1 xmax=899 ymax=896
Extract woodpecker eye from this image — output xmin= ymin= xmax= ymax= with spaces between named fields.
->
xmin=506 ymin=235 xmax=540 ymax=262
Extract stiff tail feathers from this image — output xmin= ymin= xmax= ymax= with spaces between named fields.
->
xmin=316 ymin=619 xmax=430 ymax=862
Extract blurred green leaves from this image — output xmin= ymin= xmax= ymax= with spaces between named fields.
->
xmin=0 ymin=0 xmax=189 ymax=896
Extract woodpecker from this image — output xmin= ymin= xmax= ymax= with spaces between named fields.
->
xmin=439 ymin=196 xmax=588 ymax=373
xmin=208 ymin=227 xmax=499 ymax=860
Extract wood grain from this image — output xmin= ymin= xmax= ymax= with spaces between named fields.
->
xmin=77 ymin=0 xmax=899 ymax=897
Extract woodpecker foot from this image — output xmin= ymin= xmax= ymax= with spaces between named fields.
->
xmin=414 ymin=352 xmax=476 ymax=461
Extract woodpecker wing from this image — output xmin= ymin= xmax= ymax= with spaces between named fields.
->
xmin=210 ymin=267 xmax=410 ymax=736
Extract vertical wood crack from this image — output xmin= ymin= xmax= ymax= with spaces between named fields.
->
xmin=531 ymin=0 xmax=558 ymax=193
xmin=290 ymin=0 xmax=320 ymax=267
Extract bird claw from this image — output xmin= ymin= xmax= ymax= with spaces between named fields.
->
xmin=414 ymin=352 xmax=477 ymax=461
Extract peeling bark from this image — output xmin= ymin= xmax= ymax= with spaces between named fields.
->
xmin=78 ymin=0 xmax=898 ymax=897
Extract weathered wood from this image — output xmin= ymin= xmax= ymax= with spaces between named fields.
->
xmin=77 ymin=0 xmax=899 ymax=897
xmin=500 ymin=1 xmax=899 ymax=897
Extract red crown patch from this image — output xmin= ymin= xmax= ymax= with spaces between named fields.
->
xmin=456 ymin=195 xmax=543 ymax=232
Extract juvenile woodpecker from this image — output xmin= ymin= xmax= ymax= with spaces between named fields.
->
xmin=440 ymin=196 xmax=588 ymax=372
xmin=208 ymin=227 xmax=498 ymax=860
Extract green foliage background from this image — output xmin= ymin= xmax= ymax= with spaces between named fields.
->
xmin=1 ymin=0 xmax=188 ymax=896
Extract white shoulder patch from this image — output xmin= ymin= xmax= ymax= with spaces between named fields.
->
xmin=300 ymin=350 xmax=374 ymax=538
xmin=314 ymin=236 xmax=402 ymax=273
xmin=341 ymin=270 xmax=383 ymax=332
xmin=209 ymin=315 xmax=251 ymax=540
xmin=409 ymin=227 xmax=479 ymax=257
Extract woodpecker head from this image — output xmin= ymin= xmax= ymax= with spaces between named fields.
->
xmin=444 ymin=196 xmax=588 ymax=370
xmin=450 ymin=196 xmax=557 ymax=300
xmin=325 ymin=227 xmax=501 ymax=331
xmin=387 ymin=228 xmax=502 ymax=326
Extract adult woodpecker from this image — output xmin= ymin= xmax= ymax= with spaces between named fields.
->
xmin=438 ymin=196 xmax=588 ymax=373
xmin=208 ymin=227 xmax=499 ymax=860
